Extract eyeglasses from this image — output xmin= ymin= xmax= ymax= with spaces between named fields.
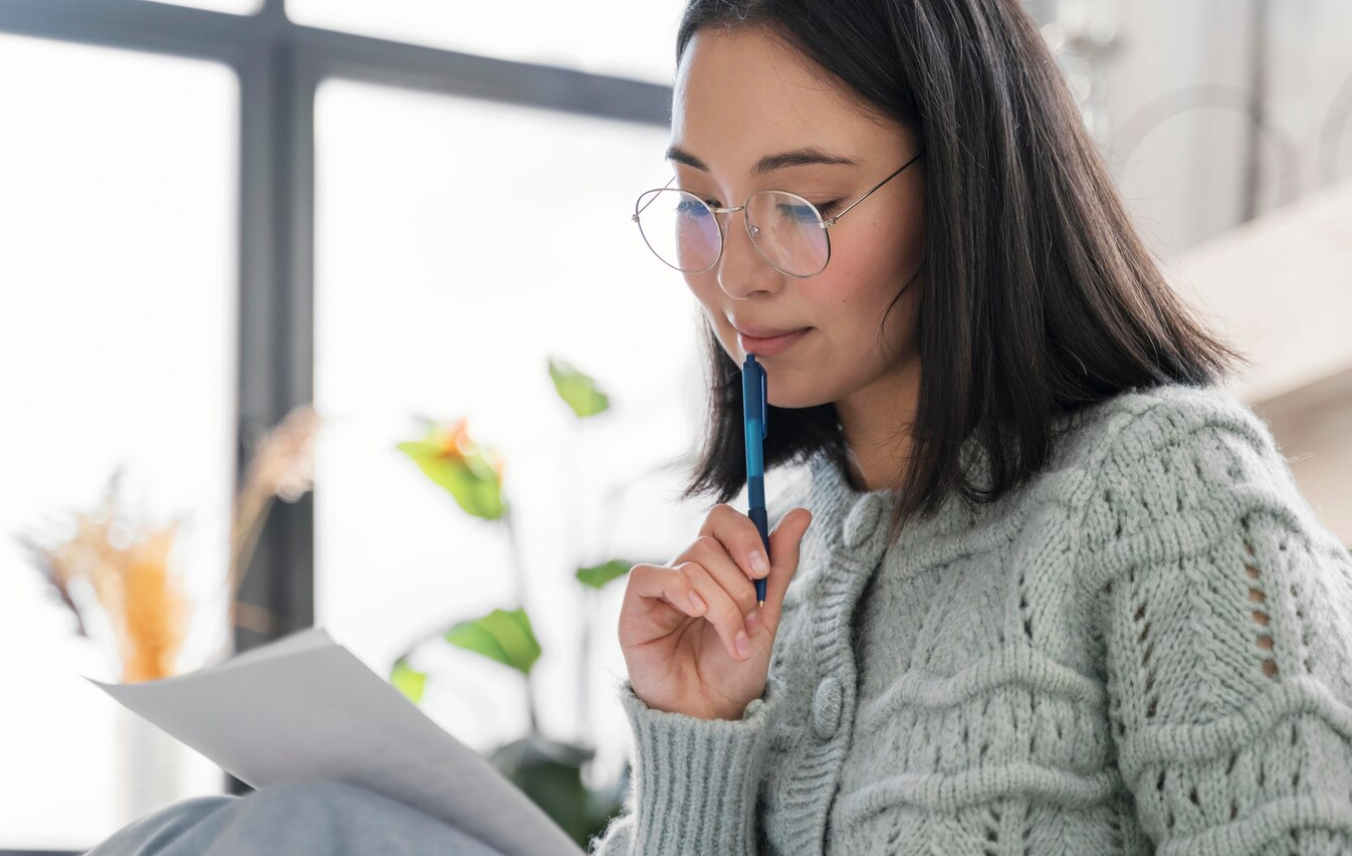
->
xmin=631 ymin=149 xmax=924 ymax=279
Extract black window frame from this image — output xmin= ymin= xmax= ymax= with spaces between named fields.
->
xmin=0 ymin=0 xmax=670 ymax=847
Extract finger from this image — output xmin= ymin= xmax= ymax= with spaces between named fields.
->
xmin=689 ymin=534 xmax=761 ymax=614
xmin=687 ymin=535 xmax=762 ymax=631
xmin=760 ymin=507 xmax=813 ymax=615
xmin=768 ymin=506 xmax=812 ymax=572
xmin=624 ymin=563 xmax=708 ymax=621
xmin=699 ymin=503 xmax=773 ymax=584
xmin=676 ymin=560 xmax=755 ymax=661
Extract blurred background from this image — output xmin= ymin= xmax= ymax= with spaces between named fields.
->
xmin=0 ymin=0 xmax=1348 ymax=851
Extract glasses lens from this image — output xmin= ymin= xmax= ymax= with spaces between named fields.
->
xmin=745 ymin=191 xmax=829 ymax=277
xmin=634 ymin=188 xmax=721 ymax=273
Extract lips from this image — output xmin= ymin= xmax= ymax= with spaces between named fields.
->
xmin=730 ymin=320 xmax=810 ymax=339
xmin=735 ymin=326 xmax=811 ymax=357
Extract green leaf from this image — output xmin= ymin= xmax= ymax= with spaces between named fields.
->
xmin=444 ymin=607 xmax=541 ymax=675
xmin=389 ymin=658 xmax=427 ymax=704
xmin=547 ymin=356 xmax=610 ymax=418
xmin=488 ymin=734 xmax=600 ymax=847
xmin=575 ymin=559 xmax=633 ymax=589
xmin=396 ymin=420 xmax=505 ymax=520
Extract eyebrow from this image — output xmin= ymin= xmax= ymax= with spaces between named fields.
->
xmin=665 ymin=144 xmax=859 ymax=176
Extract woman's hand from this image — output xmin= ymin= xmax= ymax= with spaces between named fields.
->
xmin=618 ymin=503 xmax=812 ymax=721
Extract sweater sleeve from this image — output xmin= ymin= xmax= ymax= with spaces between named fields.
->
xmin=1086 ymin=393 xmax=1352 ymax=855
xmin=586 ymin=673 xmax=783 ymax=856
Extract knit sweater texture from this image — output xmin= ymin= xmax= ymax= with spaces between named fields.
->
xmin=586 ymin=381 xmax=1352 ymax=856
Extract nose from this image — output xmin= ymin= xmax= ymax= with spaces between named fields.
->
xmin=715 ymin=206 xmax=781 ymax=299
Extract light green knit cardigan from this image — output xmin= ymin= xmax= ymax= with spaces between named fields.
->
xmin=588 ymin=382 xmax=1352 ymax=856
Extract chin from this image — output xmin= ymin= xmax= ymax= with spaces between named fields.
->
xmin=767 ymin=382 xmax=836 ymax=412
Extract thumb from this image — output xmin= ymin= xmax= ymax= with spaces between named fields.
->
xmin=762 ymin=507 xmax=812 ymax=612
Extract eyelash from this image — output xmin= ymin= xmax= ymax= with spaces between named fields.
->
xmin=699 ymin=198 xmax=844 ymax=214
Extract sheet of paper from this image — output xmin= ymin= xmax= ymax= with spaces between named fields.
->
xmin=92 ymin=628 xmax=586 ymax=856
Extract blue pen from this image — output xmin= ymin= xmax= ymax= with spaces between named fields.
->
xmin=742 ymin=353 xmax=769 ymax=608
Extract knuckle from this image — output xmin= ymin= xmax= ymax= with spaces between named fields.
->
xmin=622 ymin=564 xmax=646 ymax=592
xmin=692 ymin=534 xmax=720 ymax=554
xmin=675 ymin=560 xmax=704 ymax=582
xmin=711 ymin=502 xmax=737 ymax=518
xmin=733 ymin=586 xmax=757 ymax=615
xmin=709 ymin=503 xmax=739 ymax=528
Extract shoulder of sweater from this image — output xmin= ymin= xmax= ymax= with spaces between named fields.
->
xmin=1057 ymin=380 xmax=1281 ymax=479
xmin=1067 ymin=381 xmax=1349 ymax=577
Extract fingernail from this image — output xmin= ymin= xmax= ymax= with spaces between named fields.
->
xmin=689 ymin=592 xmax=706 ymax=612
xmin=735 ymin=631 xmax=751 ymax=658
xmin=751 ymin=552 xmax=768 ymax=577
xmin=744 ymin=609 xmax=760 ymax=635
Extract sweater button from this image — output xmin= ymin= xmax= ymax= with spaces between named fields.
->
xmin=811 ymin=676 xmax=843 ymax=740
xmin=843 ymin=494 xmax=885 ymax=548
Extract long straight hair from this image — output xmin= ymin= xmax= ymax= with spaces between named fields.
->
xmin=673 ymin=0 xmax=1251 ymax=547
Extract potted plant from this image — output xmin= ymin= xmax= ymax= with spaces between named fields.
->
xmin=389 ymin=355 xmax=668 ymax=848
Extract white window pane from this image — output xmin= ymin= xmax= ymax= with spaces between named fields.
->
xmin=0 ymin=33 xmax=236 ymax=850
xmin=288 ymin=0 xmax=686 ymax=84
xmin=141 ymin=0 xmax=263 ymax=13
xmin=313 ymin=81 xmax=706 ymax=785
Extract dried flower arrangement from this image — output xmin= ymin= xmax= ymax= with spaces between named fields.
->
xmin=13 ymin=404 xmax=319 ymax=682
xmin=15 ymin=468 xmax=189 ymax=683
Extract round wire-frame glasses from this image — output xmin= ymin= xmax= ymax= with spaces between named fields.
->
xmin=632 ymin=148 xmax=924 ymax=279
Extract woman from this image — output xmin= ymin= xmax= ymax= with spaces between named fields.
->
xmin=598 ymin=2 xmax=1352 ymax=854
xmin=90 ymin=0 xmax=1352 ymax=854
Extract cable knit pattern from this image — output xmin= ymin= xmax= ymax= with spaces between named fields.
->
xmin=588 ymin=382 xmax=1352 ymax=856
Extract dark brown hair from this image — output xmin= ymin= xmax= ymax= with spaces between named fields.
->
xmin=673 ymin=0 xmax=1251 ymax=547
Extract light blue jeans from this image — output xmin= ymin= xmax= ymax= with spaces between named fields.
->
xmin=86 ymin=781 xmax=512 ymax=856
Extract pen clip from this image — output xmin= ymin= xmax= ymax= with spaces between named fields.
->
xmin=760 ymin=366 xmax=767 ymax=438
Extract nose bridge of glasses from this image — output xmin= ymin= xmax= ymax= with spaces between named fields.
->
xmin=715 ymin=202 xmax=769 ymax=247
xmin=700 ymin=202 xmax=745 ymax=243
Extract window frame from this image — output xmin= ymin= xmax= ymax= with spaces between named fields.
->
xmin=0 ymin=0 xmax=670 ymax=827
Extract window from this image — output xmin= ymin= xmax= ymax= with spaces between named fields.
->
xmin=287 ymin=0 xmax=685 ymax=84
xmin=0 ymin=0 xmax=680 ymax=846
xmin=312 ymin=81 xmax=700 ymax=783
xmin=0 ymin=33 xmax=237 ymax=849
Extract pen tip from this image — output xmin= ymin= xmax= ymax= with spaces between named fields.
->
xmin=758 ymin=600 xmax=764 ymax=608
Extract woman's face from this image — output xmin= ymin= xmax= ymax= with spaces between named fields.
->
xmin=670 ymin=25 xmax=926 ymax=413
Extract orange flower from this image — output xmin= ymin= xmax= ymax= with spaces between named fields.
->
xmin=434 ymin=418 xmax=506 ymax=481
xmin=435 ymin=417 xmax=475 ymax=461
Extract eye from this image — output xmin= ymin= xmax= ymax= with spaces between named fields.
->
xmin=674 ymin=198 xmax=712 ymax=218
xmin=678 ymin=192 xmax=721 ymax=208
xmin=816 ymin=199 xmax=843 ymax=215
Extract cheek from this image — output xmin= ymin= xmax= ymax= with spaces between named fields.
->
xmin=816 ymin=243 xmax=903 ymax=316
xmin=684 ymin=274 xmax=739 ymax=349
xmin=684 ymin=274 xmax=719 ymax=318
xmin=683 ymin=275 xmax=721 ymax=326
xmin=814 ymin=234 xmax=921 ymax=358
xmin=683 ymin=272 xmax=722 ymax=307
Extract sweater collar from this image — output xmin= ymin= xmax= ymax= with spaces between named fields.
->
xmin=800 ymin=431 xmax=996 ymax=571
xmin=798 ymin=406 xmax=1098 ymax=570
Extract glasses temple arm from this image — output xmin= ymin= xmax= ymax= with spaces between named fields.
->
xmin=825 ymin=149 xmax=926 ymax=225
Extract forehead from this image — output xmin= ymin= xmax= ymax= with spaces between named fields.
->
xmin=672 ymin=27 xmax=885 ymax=170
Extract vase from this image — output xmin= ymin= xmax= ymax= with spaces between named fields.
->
xmin=114 ymin=706 xmax=189 ymax=827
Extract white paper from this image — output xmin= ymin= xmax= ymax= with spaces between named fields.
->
xmin=90 ymin=628 xmax=586 ymax=856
